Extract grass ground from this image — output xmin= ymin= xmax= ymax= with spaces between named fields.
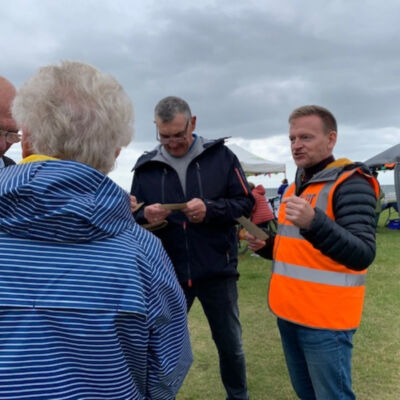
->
xmin=177 ymin=210 xmax=400 ymax=399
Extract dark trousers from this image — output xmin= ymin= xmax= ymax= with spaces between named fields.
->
xmin=183 ymin=277 xmax=249 ymax=400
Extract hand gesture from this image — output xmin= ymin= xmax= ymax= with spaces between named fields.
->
xmin=282 ymin=195 xmax=315 ymax=229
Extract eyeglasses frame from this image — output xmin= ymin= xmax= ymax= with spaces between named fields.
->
xmin=156 ymin=119 xmax=190 ymax=145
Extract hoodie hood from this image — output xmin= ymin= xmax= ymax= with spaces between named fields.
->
xmin=253 ymin=184 xmax=266 ymax=196
xmin=0 ymin=160 xmax=133 ymax=243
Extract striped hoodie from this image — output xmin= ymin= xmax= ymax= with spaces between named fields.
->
xmin=0 ymin=159 xmax=192 ymax=400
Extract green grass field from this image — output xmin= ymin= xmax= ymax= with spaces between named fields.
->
xmin=177 ymin=210 xmax=400 ymax=399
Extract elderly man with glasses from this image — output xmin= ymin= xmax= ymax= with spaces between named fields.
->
xmin=0 ymin=77 xmax=20 ymax=167
xmin=131 ymin=96 xmax=254 ymax=400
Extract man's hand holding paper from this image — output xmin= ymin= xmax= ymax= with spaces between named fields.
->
xmin=182 ymin=198 xmax=207 ymax=224
xmin=144 ymin=203 xmax=171 ymax=224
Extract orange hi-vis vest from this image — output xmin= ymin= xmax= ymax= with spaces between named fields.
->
xmin=269 ymin=164 xmax=379 ymax=330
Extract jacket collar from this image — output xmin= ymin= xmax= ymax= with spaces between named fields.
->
xmin=19 ymin=154 xmax=59 ymax=164
xmin=132 ymin=136 xmax=228 ymax=171
xmin=296 ymin=158 xmax=370 ymax=188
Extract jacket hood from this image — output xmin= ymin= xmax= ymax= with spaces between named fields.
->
xmin=253 ymin=184 xmax=266 ymax=196
xmin=0 ymin=160 xmax=133 ymax=243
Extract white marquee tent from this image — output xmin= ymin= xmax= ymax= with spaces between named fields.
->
xmin=227 ymin=143 xmax=286 ymax=175
xmin=365 ymin=143 xmax=400 ymax=215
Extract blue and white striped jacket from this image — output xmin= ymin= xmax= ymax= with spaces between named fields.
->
xmin=0 ymin=160 xmax=192 ymax=400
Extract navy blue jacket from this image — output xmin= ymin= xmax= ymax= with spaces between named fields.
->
xmin=0 ymin=160 xmax=192 ymax=399
xmin=131 ymin=138 xmax=254 ymax=285
xmin=2 ymin=155 xmax=15 ymax=167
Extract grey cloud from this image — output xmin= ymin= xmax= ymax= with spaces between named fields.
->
xmin=2 ymin=0 xmax=400 ymax=152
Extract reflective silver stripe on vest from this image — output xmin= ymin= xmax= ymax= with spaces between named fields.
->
xmin=278 ymin=224 xmax=300 ymax=238
xmin=308 ymin=166 xmax=343 ymax=183
xmin=277 ymin=176 xmax=342 ymax=238
xmin=315 ymin=180 xmax=335 ymax=211
xmin=272 ymin=261 xmax=366 ymax=287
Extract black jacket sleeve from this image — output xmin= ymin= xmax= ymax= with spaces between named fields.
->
xmin=255 ymin=235 xmax=275 ymax=260
xmin=300 ymin=174 xmax=377 ymax=271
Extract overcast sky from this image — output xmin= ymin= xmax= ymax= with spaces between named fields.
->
xmin=3 ymin=0 xmax=399 ymax=189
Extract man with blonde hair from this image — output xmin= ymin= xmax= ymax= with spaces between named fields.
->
xmin=247 ymin=105 xmax=378 ymax=399
xmin=0 ymin=61 xmax=192 ymax=399
xmin=0 ymin=76 xmax=20 ymax=166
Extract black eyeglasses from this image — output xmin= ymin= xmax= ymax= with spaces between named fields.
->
xmin=0 ymin=130 xmax=21 ymax=144
xmin=156 ymin=120 xmax=189 ymax=144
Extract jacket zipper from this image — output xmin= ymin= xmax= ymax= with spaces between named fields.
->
xmin=196 ymin=161 xmax=229 ymax=265
xmin=234 ymin=167 xmax=249 ymax=196
xmin=161 ymin=168 xmax=167 ymax=203
xmin=183 ymin=221 xmax=192 ymax=287
xmin=196 ymin=162 xmax=204 ymax=198
xmin=162 ymin=166 xmax=192 ymax=286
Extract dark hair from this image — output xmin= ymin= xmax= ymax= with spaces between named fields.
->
xmin=289 ymin=105 xmax=337 ymax=133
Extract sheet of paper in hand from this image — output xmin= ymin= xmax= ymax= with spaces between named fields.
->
xmin=132 ymin=202 xmax=144 ymax=212
xmin=161 ymin=203 xmax=188 ymax=210
xmin=236 ymin=216 xmax=269 ymax=240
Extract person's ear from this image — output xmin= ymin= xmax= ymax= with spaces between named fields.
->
xmin=328 ymin=130 xmax=337 ymax=150
xmin=21 ymin=128 xmax=33 ymax=158
xmin=190 ymin=116 xmax=197 ymax=132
